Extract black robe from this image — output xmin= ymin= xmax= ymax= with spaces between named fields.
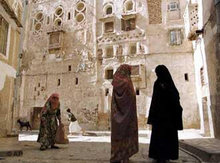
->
xmin=147 ymin=79 xmax=183 ymax=160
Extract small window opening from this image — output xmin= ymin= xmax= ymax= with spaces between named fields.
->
xmin=58 ymin=79 xmax=61 ymax=86
xmin=68 ymin=12 xmax=71 ymax=20
xmin=106 ymin=46 xmax=114 ymax=58
xmin=184 ymin=73 xmax=189 ymax=81
xmin=130 ymin=44 xmax=136 ymax=54
xmin=106 ymin=69 xmax=114 ymax=79
xmin=121 ymin=18 xmax=136 ymax=31
xmin=68 ymin=65 xmax=71 ymax=71
xmin=106 ymin=7 xmax=112 ymax=15
xmin=105 ymin=89 xmax=109 ymax=96
xmin=136 ymin=89 xmax=140 ymax=95
xmin=47 ymin=16 xmax=50 ymax=24
xmin=200 ymin=67 xmax=205 ymax=86
xmin=75 ymin=78 xmax=78 ymax=85
xmin=38 ymin=83 xmax=40 ymax=87
xmin=104 ymin=22 xmax=114 ymax=33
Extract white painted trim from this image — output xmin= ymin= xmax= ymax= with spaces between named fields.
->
xmin=0 ymin=60 xmax=16 ymax=91
xmin=0 ymin=5 xmax=18 ymax=29
xmin=0 ymin=25 xmax=11 ymax=60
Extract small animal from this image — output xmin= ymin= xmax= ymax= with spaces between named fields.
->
xmin=17 ymin=119 xmax=32 ymax=131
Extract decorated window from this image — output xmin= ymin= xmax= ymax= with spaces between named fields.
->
xmin=131 ymin=65 xmax=140 ymax=76
xmin=130 ymin=44 xmax=136 ymax=55
xmin=170 ymin=29 xmax=182 ymax=45
xmin=0 ymin=15 xmax=9 ymax=56
xmin=121 ymin=18 xmax=136 ymax=31
xmin=124 ymin=0 xmax=134 ymax=12
xmin=104 ymin=22 xmax=114 ymax=33
xmin=75 ymin=1 xmax=86 ymax=24
xmin=106 ymin=46 xmax=114 ymax=58
xmin=106 ymin=6 xmax=113 ymax=15
xmin=105 ymin=69 xmax=114 ymax=79
xmin=168 ymin=2 xmax=179 ymax=11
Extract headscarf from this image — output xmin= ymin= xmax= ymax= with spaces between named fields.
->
xmin=44 ymin=93 xmax=60 ymax=110
xmin=112 ymin=64 xmax=134 ymax=93
xmin=155 ymin=65 xmax=179 ymax=98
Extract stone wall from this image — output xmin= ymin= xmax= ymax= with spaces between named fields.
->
xmin=147 ymin=0 xmax=162 ymax=24
xmin=202 ymin=0 xmax=220 ymax=138
xmin=0 ymin=0 xmax=23 ymax=137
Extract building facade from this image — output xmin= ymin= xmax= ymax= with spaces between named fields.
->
xmin=0 ymin=0 xmax=23 ymax=137
xmin=198 ymin=0 xmax=220 ymax=138
xmin=20 ymin=0 xmax=200 ymax=131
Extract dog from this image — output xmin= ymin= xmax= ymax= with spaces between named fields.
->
xmin=17 ymin=119 xmax=32 ymax=131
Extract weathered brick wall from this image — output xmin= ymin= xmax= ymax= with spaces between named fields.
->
xmin=147 ymin=0 xmax=162 ymax=24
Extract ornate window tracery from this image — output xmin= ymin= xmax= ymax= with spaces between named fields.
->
xmin=75 ymin=0 xmax=86 ymax=24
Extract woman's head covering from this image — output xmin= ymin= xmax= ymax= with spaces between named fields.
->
xmin=66 ymin=108 xmax=71 ymax=112
xmin=155 ymin=65 xmax=179 ymax=96
xmin=44 ymin=93 xmax=60 ymax=109
xmin=112 ymin=64 xmax=132 ymax=88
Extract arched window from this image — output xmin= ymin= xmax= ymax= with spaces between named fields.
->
xmin=106 ymin=6 xmax=112 ymax=15
xmin=124 ymin=0 xmax=134 ymax=11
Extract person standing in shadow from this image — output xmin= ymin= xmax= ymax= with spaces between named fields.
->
xmin=110 ymin=64 xmax=139 ymax=163
xmin=147 ymin=65 xmax=183 ymax=163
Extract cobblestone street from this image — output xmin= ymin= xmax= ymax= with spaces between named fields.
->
xmin=0 ymin=132 xmax=201 ymax=163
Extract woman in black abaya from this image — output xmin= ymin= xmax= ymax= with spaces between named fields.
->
xmin=147 ymin=65 xmax=183 ymax=163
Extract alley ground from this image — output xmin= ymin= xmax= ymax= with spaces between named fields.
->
xmin=0 ymin=130 xmax=204 ymax=163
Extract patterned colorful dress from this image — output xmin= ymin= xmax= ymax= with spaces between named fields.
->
xmin=37 ymin=101 xmax=61 ymax=148
xmin=110 ymin=64 xmax=139 ymax=162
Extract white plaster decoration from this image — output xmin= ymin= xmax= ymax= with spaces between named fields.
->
xmin=0 ymin=61 xmax=16 ymax=91
xmin=97 ymin=31 xmax=145 ymax=44
xmin=32 ymin=11 xmax=44 ymax=35
xmin=75 ymin=0 xmax=86 ymax=25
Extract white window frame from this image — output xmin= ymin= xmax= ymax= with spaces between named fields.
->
xmin=0 ymin=15 xmax=11 ymax=60
xmin=168 ymin=2 xmax=179 ymax=11
xmin=170 ymin=29 xmax=182 ymax=46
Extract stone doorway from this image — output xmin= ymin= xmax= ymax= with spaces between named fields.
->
xmin=31 ymin=107 xmax=43 ymax=130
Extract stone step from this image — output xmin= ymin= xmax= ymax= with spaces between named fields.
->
xmin=179 ymin=138 xmax=220 ymax=162
xmin=19 ymin=130 xmax=149 ymax=137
